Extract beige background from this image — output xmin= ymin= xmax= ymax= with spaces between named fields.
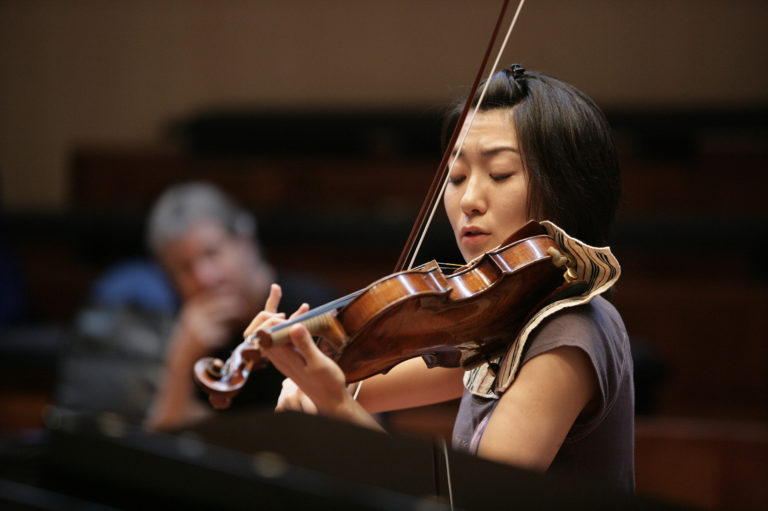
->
xmin=1 ymin=0 xmax=766 ymax=210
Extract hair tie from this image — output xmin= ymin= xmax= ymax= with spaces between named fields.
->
xmin=508 ymin=63 xmax=526 ymax=81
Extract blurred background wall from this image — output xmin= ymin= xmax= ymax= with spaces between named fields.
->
xmin=1 ymin=0 xmax=766 ymax=209
xmin=1 ymin=1 xmax=766 ymax=510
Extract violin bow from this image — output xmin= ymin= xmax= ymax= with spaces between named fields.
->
xmin=352 ymin=1 xmax=528 ymax=408
xmin=395 ymin=0 xmax=527 ymax=272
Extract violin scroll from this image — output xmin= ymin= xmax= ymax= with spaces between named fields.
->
xmin=192 ymin=337 xmax=267 ymax=409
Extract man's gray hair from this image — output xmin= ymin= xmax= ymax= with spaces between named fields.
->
xmin=146 ymin=181 xmax=256 ymax=255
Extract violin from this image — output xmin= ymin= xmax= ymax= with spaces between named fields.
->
xmin=193 ymin=221 xmax=583 ymax=408
xmin=193 ymin=0 xmax=572 ymax=409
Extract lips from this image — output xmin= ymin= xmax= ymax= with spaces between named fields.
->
xmin=461 ymin=225 xmax=487 ymax=236
xmin=460 ymin=226 xmax=490 ymax=245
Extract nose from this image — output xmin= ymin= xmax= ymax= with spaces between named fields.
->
xmin=190 ymin=257 xmax=223 ymax=291
xmin=459 ymin=174 xmax=487 ymax=216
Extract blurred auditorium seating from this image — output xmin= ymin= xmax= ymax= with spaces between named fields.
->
xmin=1 ymin=108 xmax=766 ymax=509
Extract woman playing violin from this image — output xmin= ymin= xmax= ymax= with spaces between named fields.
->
xmin=246 ymin=65 xmax=634 ymax=491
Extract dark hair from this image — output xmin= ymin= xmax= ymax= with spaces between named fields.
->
xmin=442 ymin=65 xmax=621 ymax=246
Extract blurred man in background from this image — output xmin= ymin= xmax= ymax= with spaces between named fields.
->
xmin=144 ymin=181 xmax=333 ymax=431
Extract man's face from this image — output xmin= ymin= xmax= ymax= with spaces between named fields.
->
xmin=160 ymin=219 xmax=252 ymax=302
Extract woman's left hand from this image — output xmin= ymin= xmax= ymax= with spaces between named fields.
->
xmin=261 ymin=322 xmax=384 ymax=431
xmin=261 ymin=322 xmax=348 ymax=416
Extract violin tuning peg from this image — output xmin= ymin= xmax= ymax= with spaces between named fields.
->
xmin=547 ymin=247 xmax=568 ymax=268
xmin=206 ymin=358 xmax=225 ymax=378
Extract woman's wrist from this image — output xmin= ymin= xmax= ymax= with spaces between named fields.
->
xmin=325 ymin=393 xmax=385 ymax=432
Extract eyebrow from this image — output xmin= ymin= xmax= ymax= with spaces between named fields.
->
xmin=451 ymin=145 xmax=520 ymax=158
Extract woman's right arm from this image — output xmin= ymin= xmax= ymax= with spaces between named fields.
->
xmin=354 ymin=358 xmax=464 ymax=414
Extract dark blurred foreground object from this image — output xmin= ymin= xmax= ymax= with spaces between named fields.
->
xmin=0 ymin=227 xmax=28 ymax=325
xmin=0 ymin=409 xmax=690 ymax=511
xmin=53 ymin=305 xmax=173 ymax=422
xmin=52 ymin=259 xmax=176 ymax=423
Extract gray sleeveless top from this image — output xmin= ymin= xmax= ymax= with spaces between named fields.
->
xmin=451 ymin=296 xmax=635 ymax=492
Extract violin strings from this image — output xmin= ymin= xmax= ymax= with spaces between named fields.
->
xmin=438 ymin=262 xmax=463 ymax=273
xmin=266 ymin=289 xmax=361 ymax=334
xmin=405 ymin=0 xmax=527 ymax=272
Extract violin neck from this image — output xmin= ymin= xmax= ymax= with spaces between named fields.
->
xmin=259 ymin=290 xmax=359 ymax=350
